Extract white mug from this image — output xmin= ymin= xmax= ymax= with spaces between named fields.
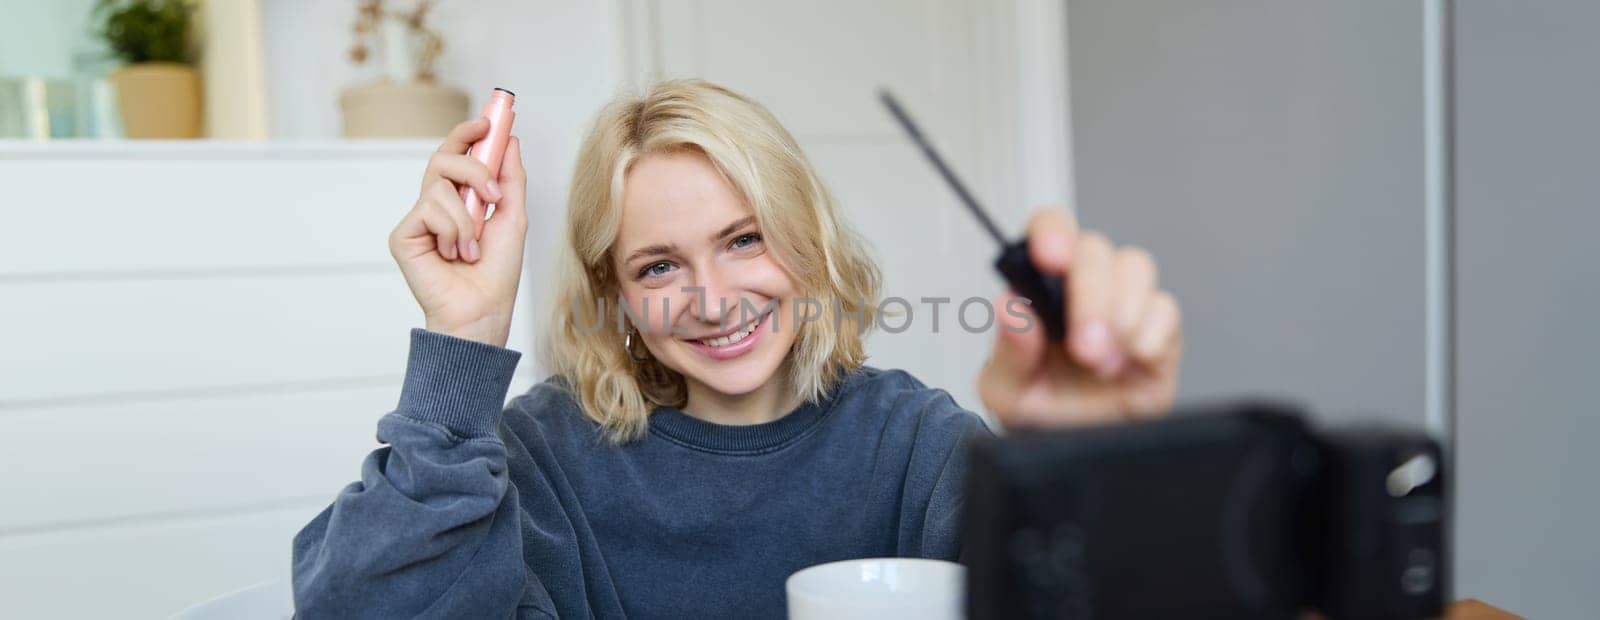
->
xmin=785 ymin=558 xmax=965 ymax=620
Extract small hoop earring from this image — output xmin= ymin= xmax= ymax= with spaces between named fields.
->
xmin=623 ymin=329 xmax=651 ymax=363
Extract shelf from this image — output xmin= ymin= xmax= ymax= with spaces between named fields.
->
xmin=0 ymin=139 xmax=438 ymax=161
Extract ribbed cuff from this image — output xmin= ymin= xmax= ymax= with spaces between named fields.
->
xmin=396 ymin=328 xmax=523 ymax=438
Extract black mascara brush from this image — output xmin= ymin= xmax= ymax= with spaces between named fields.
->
xmin=878 ymin=89 xmax=1068 ymax=340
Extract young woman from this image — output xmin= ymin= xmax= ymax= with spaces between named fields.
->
xmin=292 ymin=80 xmax=1182 ymax=618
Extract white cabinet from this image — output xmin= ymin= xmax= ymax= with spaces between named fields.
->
xmin=0 ymin=142 xmax=547 ymax=617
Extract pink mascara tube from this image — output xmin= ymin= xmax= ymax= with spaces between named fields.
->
xmin=460 ymin=87 xmax=516 ymax=240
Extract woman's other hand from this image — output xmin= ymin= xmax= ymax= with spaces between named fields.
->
xmin=977 ymin=208 xmax=1183 ymax=428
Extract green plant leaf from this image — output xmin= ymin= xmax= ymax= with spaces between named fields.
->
xmin=93 ymin=0 xmax=196 ymax=65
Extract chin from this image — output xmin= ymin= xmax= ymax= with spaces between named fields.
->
xmin=686 ymin=359 xmax=782 ymax=396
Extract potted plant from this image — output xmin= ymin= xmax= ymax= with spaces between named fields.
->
xmin=339 ymin=0 xmax=468 ymax=138
xmin=94 ymin=0 xmax=201 ymax=138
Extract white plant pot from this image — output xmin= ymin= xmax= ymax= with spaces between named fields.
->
xmin=380 ymin=18 xmax=419 ymax=82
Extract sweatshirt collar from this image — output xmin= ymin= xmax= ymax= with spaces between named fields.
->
xmin=647 ymin=369 xmax=860 ymax=455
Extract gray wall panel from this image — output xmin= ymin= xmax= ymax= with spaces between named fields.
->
xmin=1067 ymin=0 xmax=1426 ymax=425
xmin=1455 ymin=1 xmax=1600 ymax=616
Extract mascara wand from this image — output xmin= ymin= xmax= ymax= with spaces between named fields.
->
xmin=878 ymin=89 xmax=1068 ymax=341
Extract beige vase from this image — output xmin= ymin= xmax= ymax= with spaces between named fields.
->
xmin=339 ymin=80 xmax=469 ymax=138
xmin=109 ymin=62 xmax=203 ymax=139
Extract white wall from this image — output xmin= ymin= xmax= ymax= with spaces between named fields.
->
xmin=0 ymin=0 xmax=101 ymax=77
xmin=260 ymin=0 xmax=625 ymax=270
xmin=0 ymin=2 xmax=627 ymax=616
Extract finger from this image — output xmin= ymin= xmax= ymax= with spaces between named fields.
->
xmin=1121 ymin=334 xmax=1182 ymax=420
xmin=1131 ymin=290 xmax=1182 ymax=365
xmin=437 ymin=117 xmax=490 ymax=155
xmin=497 ymin=136 xmax=526 ymax=192
xmin=989 ymin=291 xmax=1048 ymax=377
xmin=390 ymin=203 xmax=444 ymax=261
xmin=1023 ymin=208 xmax=1078 ymax=276
xmin=978 ymin=291 xmax=1048 ymax=416
xmin=1068 ymin=231 xmax=1124 ymax=378
xmin=480 ymin=138 xmax=529 ymax=273
xmin=483 ymin=137 xmax=528 ymax=242
xmin=427 ymin=179 xmax=480 ymax=262
xmin=1111 ymin=246 xmax=1157 ymax=344
xmin=1123 ymin=372 xmax=1178 ymax=420
xmin=392 ymin=201 xmax=454 ymax=258
xmin=401 ymin=198 xmax=461 ymax=262
xmin=425 ymin=152 xmax=502 ymax=204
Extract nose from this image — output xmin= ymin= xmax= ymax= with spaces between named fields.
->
xmin=688 ymin=265 xmax=737 ymax=326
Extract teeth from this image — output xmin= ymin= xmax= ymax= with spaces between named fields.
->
xmin=700 ymin=316 xmax=760 ymax=348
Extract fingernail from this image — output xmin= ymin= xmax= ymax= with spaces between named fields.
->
xmin=486 ymin=179 xmax=502 ymax=201
xmin=1039 ymin=233 xmax=1071 ymax=264
xmin=1077 ymin=321 xmax=1111 ymax=357
xmin=1076 ymin=321 xmax=1119 ymax=369
xmin=468 ymin=239 xmax=481 ymax=261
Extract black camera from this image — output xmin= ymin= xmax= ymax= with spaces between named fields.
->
xmin=965 ymin=401 xmax=1447 ymax=619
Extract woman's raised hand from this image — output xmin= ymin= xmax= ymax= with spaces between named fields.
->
xmin=977 ymin=209 xmax=1184 ymax=428
xmin=388 ymin=118 xmax=529 ymax=348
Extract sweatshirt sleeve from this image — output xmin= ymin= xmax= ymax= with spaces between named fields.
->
xmin=921 ymin=404 xmax=992 ymax=559
xmin=290 ymin=328 xmax=549 ymax=618
xmin=890 ymin=379 xmax=996 ymax=561
xmin=921 ymin=410 xmax=991 ymax=560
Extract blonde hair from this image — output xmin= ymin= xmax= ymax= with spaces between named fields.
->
xmin=540 ymin=79 xmax=882 ymax=444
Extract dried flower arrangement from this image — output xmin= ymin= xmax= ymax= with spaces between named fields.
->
xmin=348 ymin=0 xmax=445 ymax=82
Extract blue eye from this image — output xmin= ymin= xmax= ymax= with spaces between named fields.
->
xmin=639 ymin=261 xmax=674 ymax=279
xmin=731 ymin=233 xmax=762 ymax=249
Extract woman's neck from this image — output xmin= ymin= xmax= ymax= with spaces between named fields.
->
xmin=682 ymin=365 xmax=800 ymax=426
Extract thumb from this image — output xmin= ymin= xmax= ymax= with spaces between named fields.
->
xmin=481 ymin=136 xmax=528 ymax=269
xmin=978 ymin=291 xmax=1047 ymax=415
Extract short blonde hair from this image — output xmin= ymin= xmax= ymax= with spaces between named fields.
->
xmin=540 ymin=79 xmax=881 ymax=444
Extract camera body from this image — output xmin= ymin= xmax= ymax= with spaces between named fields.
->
xmin=964 ymin=401 xmax=1446 ymax=619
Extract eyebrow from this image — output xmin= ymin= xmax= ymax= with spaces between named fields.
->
xmin=712 ymin=216 xmax=758 ymax=242
xmin=623 ymin=243 xmax=676 ymax=265
xmin=622 ymin=216 xmax=759 ymax=265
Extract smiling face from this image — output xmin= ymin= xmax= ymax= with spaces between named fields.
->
xmin=613 ymin=149 xmax=801 ymax=401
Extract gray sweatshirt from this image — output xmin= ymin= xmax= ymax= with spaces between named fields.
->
xmin=291 ymin=328 xmax=991 ymax=618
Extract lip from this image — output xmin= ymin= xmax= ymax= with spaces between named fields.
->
xmin=686 ymin=309 xmax=766 ymax=340
xmin=685 ymin=310 xmax=770 ymax=361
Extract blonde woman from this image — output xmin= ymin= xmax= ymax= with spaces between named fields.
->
xmin=292 ymin=80 xmax=1182 ymax=618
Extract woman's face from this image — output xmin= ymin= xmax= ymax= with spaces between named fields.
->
xmin=612 ymin=150 xmax=800 ymax=399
